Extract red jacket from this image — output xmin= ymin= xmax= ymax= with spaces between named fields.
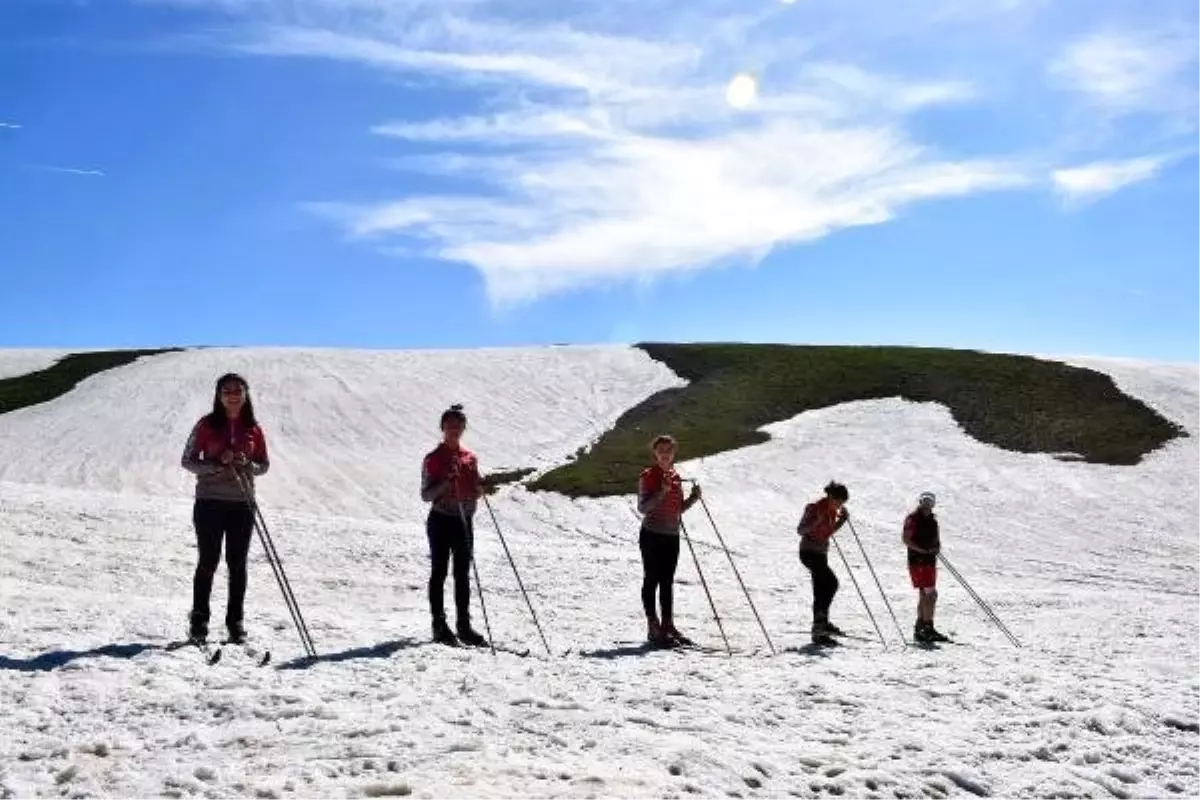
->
xmin=421 ymin=443 xmax=482 ymax=516
xmin=638 ymin=464 xmax=686 ymax=536
xmin=798 ymin=497 xmax=845 ymax=554
xmin=180 ymin=416 xmax=270 ymax=502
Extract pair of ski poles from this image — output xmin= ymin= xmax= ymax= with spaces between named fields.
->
xmin=674 ymin=479 xmax=777 ymax=657
xmin=832 ymin=517 xmax=1021 ymax=649
xmin=234 ymin=467 xmax=553 ymax=659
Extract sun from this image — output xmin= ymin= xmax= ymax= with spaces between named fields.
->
xmin=725 ymin=73 xmax=758 ymax=110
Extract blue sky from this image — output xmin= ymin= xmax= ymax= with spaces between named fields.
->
xmin=1 ymin=0 xmax=1197 ymax=360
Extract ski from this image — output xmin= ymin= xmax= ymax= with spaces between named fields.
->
xmin=166 ymin=638 xmax=222 ymax=665
xmin=221 ymin=640 xmax=272 ymax=667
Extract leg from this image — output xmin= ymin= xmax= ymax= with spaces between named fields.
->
xmin=639 ymin=530 xmax=665 ymax=642
xmin=223 ymin=501 xmax=255 ymax=633
xmin=426 ymin=512 xmax=453 ymax=627
xmin=639 ymin=530 xmax=661 ymax=621
xmin=810 ymin=554 xmax=838 ymax=617
xmin=191 ymin=500 xmax=225 ymax=638
xmin=450 ymin=514 xmax=473 ymax=632
xmin=659 ymin=535 xmax=681 ymax=631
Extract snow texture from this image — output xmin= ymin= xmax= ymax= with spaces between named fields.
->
xmin=0 ymin=350 xmax=66 ymax=380
xmin=0 ymin=345 xmax=1196 ymax=799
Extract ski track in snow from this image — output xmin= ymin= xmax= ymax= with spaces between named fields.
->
xmin=0 ymin=347 xmax=1196 ymax=799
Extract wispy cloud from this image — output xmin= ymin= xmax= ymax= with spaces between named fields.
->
xmin=145 ymin=0 xmax=1194 ymax=304
xmin=27 ymin=164 xmax=107 ymax=177
xmin=1051 ymin=155 xmax=1167 ymax=206
xmin=0 ymin=121 xmax=21 ymax=129
xmin=1048 ymin=29 xmax=1197 ymax=123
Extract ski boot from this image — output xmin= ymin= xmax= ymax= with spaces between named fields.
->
xmin=810 ymin=612 xmax=838 ymax=646
xmin=187 ymin=613 xmax=208 ymax=645
xmin=924 ymin=621 xmax=950 ymax=643
xmin=662 ymin=621 xmax=693 ymax=647
xmin=226 ymin=620 xmax=247 ymax=645
xmin=456 ymin=622 xmax=489 ymax=648
xmin=811 ymin=618 xmax=838 ymax=646
xmin=824 ymin=620 xmax=846 ymax=637
xmin=432 ymin=617 xmax=459 ymax=647
xmin=645 ymin=616 xmax=670 ymax=647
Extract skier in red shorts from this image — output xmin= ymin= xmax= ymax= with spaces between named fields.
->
xmin=903 ymin=492 xmax=949 ymax=643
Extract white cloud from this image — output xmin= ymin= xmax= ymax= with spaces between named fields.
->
xmin=1051 ymin=155 xmax=1167 ymax=205
xmin=1049 ymin=29 xmax=1197 ymax=119
xmin=0 ymin=122 xmax=21 ymax=129
xmin=27 ymin=165 xmax=107 ymax=177
xmin=153 ymin=0 xmax=1180 ymax=305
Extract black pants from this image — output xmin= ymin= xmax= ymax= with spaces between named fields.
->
xmin=640 ymin=528 xmax=681 ymax=621
xmin=427 ymin=510 xmax=473 ymax=628
xmin=799 ymin=550 xmax=839 ymax=617
xmin=192 ymin=499 xmax=255 ymax=629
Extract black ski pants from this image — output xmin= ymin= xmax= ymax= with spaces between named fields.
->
xmin=192 ymin=498 xmax=255 ymax=629
xmin=427 ymin=509 xmax=474 ymax=628
xmin=800 ymin=549 xmax=839 ymax=617
xmin=640 ymin=528 xmax=681 ymax=622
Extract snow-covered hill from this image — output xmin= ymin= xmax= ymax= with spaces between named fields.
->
xmin=0 ymin=346 xmax=1196 ymax=799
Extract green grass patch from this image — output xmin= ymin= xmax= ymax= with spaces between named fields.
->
xmin=0 ymin=349 xmax=182 ymax=415
xmin=529 ymin=343 xmax=1185 ymax=498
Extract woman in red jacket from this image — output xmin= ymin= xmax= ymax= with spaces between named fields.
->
xmin=637 ymin=434 xmax=701 ymax=646
xmin=180 ymin=373 xmax=270 ymax=645
xmin=798 ymin=481 xmax=850 ymax=645
xmin=420 ymin=404 xmax=489 ymax=648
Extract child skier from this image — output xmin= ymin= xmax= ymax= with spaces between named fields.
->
xmin=798 ymin=481 xmax=850 ymax=645
xmin=420 ymin=403 xmax=489 ymax=648
xmin=637 ymin=434 xmax=702 ymax=647
xmin=903 ymin=491 xmax=949 ymax=643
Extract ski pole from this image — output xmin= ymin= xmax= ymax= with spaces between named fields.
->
xmin=481 ymin=495 xmax=552 ymax=657
xmin=689 ymin=488 xmax=776 ymax=655
xmin=831 ymin=537 xmax=887 ymax=648
xmin=938 ymin=553 xmax=1022 ymax=648
xmin=845 ymin=519 xmax=908 ymax=646
xmin=234 ymin=470 xmax=317 ymax=658
xmin=457 ymin=502 xmax=496 ymax=656
xmin=679 ymin=518 xmax=732 ymax=656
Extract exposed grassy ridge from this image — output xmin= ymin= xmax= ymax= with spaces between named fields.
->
xmin=529 ymin=343 xmax=1185 ymax=498
xmin=0 ymin=349 xmax=181 ymax=415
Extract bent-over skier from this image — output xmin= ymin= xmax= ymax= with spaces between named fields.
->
xmin=798 ymin=481 xmax=850 ymax=645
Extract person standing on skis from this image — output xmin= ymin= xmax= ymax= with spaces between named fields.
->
xmin=637 ymin=434 xmax=702 ymax=647
xmin=798 ymin=481 xmax=850 ymax=645
xmin=420 ymin=403 xmax=490 ymax=648
xmin=903 ymin=491 xmax=948 ymax=643
xmin=180 ymin=372 xmax=270 ymax=645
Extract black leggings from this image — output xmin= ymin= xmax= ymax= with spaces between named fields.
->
xmin=192 ymin=499 xmax=255 ymax=627
xmin=799 ymin=550 xmax=839 ymax=617
xmin=640 ymin=528 xmax=681 ymax=621
xmin=427 ymin=510 xmax=474 ymax=627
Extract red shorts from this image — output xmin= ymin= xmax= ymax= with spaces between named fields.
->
xmin=909 ymin=564 xmax=937 ymax=589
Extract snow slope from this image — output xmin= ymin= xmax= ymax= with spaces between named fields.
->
xmin=0 ymin=346 xmax=1196 ymax=799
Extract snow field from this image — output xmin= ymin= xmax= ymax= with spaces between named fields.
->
xmin=0 ymin=346 xmax=1196 ymax=798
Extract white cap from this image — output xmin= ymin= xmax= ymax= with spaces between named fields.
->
xmin=918 ymin=491 xmax=936 ymax=505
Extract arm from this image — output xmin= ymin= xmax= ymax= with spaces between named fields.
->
xmin=420 ymin=457 xmax=452 ymax=503
xmin=637 ymin=473 xmax=668 ymax=515
xmin=180 ymin=422 xmax=221 ymax=477
xmin=796 ymin=504 xmax=817 ymax=536
xmin=902 ymin=515 xmax=930 ymax=553
xmin=245 ymin=428 xmax=270 ymax=477
xmin=681 ymin=482 xmax=701 ymax=512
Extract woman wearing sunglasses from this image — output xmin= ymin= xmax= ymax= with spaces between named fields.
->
xmin=903 ymin=491 xmax=949 ymax=643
